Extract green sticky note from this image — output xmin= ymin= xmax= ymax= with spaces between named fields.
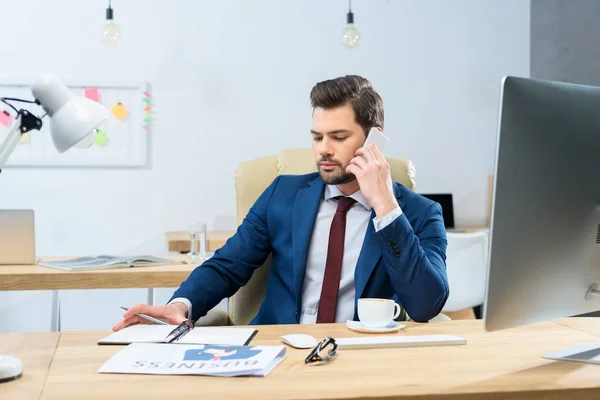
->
xmin=95 ymin=129 xmax=108 ymax=147
xmin=143 ymin=98 xmax=150 ymax=104
xmin=144 ymin=117 xmax=152 ymax=123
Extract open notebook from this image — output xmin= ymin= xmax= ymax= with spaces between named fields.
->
xmin=98 ymin=325 xmax=258 ymax=346
xmin=38 ymin=255 xmax=186 ymax=271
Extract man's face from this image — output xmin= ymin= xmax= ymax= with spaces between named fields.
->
xmin=311 ymin=103 xmax=366 ymax=185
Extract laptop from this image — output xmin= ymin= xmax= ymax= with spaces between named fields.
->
xmin=420 ymin=194 xmax=464 ymax=232
xmin=0 ymin=209 xmax=36 ymax=265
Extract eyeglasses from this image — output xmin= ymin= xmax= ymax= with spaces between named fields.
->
xmin=305 ymin=336 xmax=338 ymax=364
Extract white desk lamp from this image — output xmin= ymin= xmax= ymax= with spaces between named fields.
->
xmin=0 ymin=74 xmax=107 ymax=383
xmin=0 ymin=73 xmax=108 ymax=171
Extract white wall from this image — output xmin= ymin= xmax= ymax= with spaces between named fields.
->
xmin=0 ymin=0 xmax=530 ymax=332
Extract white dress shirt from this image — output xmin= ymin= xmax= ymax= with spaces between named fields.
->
xmin=299 ymin=185 xmax=401 ymax=323
xmin=171 ymin=185 xmax=402 ymax=322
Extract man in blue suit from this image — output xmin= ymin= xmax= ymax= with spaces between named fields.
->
xmin=114 ymin=75 xmax=448 ymax=330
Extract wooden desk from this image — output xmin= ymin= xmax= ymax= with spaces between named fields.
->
xmin=0 ymin=332 xmax=59 ymax=400
xmin=6 ymin=319 xmax=600 ymax=399
xmin=0 ymin=255 xmax=197 ymax=291
xmin=166 ymin=227 xmax=489 ymax=253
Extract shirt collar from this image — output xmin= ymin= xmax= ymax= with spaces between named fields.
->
xmin=325 ymin=185 xmax=372 ymax=210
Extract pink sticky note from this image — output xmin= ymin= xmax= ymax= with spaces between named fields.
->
xmin=84 ymin=87 xmax=100 ymax=102
xmin=0 ymin=110 xmax=12 ymax=127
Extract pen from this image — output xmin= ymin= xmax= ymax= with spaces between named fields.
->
xmin=120 ymin=306 xmax=169 ymax=326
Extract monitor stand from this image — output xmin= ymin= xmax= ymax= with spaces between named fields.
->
xmin=542 ymin=284 xmax=600 ymax=364
xmin=543 ymin=344 xmax=600 ymax=364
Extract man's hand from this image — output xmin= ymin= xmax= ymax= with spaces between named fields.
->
xmin=346 ymin=143 xmax=399 ymax=218
xmin=112 ymin=302 xmax=188 ymax=331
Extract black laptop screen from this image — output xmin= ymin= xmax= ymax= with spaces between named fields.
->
xmin=420 ymin=193 xmax=455 ymax=229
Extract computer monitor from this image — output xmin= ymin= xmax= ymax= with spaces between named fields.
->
xmin=421 ymin=194 xmax=455 ymax=229
xmin=484 ymin=76 xmax=600 ymax=353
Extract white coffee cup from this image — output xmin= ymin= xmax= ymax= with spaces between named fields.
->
xmin=357 ymin=298 xmax=401 ymax=328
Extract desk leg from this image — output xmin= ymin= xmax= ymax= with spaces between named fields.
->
xmin=147 ymin=288 xmax=155 ymax=306
xmin=51 ymin=290 xmax=61 ymax=332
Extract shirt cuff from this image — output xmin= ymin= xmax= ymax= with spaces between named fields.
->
xmin=168 ymin=297 xmax=192 ymax=319
xmin=373 ymin=207 xmax=403 ymax=232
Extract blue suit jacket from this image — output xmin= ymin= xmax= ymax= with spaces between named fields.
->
xmin=170 ymin=173 xmax=449 ymax=324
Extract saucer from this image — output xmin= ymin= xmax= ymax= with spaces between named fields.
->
xmin=346 ymin=320 xmax=405 ymax=333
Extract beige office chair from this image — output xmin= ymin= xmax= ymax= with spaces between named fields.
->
xmin=196 ymin=148 xmax=449 ymax=326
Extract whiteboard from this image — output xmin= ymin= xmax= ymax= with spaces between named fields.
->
xmin=0 ymin=79 xmax=150 ymax=167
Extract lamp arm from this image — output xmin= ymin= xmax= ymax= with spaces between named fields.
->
xmin=0 ymin=117 xmax=22 ymax=171
xmin=0 ymin=108 xmax=43 ymax=172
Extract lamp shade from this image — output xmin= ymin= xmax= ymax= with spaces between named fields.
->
xmin=31 ymin=74 xmax=108 ymax=153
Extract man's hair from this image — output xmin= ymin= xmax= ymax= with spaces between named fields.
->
xmin=310 ymin=75 xmax=384 ymax=135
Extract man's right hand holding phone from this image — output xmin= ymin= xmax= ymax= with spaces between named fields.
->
xmin=112 ymin=302 xmax=188 ymax=331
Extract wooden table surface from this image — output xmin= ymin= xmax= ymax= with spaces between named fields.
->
xmin=165 ymin=227 xmax=488 ymax=253
xmin=0 ymin=254 xmax=198 ymax=291
xmin=5 ymin=318 xmax=600 ymax=399
xmin=0 ymin=332 xmax=59 ymax=400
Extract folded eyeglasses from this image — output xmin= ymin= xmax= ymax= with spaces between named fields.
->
xmin=305 ymin=336 xmax=338 ymax=364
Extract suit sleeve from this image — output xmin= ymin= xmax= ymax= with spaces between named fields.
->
xmin=168 ymin=176 xmax=280 ymax=322
xmin=374 ymin=202 xmax=449 ymax=322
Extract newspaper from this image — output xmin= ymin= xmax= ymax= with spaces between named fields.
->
xmin=97 ymin=342 xmax=287 ymax=377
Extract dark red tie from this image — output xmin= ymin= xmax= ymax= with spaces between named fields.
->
xmin=316 ymin=196 xmax=357 ymax=323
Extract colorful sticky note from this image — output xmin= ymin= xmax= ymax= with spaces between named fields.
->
xmin=19 ymin=132 xmax=30 ymax=144
xmin=143 ymin=98 xmax=150 ymax=104
xmin=0 ymin=110 xmax=12 ymax=127
xmin=84 ymin=87 xmax=100 ymax=102
xmin=143 ymin=91 xmax=150 ymax=97
xmin=144 ymin=106 xmax=151 ymax=112
xmin=94 ymin=129 xmax=108 ymax=147
xmin=111 ymin=103 xmax=129 ymax=120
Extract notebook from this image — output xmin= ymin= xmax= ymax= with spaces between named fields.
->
xmin=98 ymin=325 xmax=258 ymax=346
xmin=38 ymin=255 xmax=186 ymax=271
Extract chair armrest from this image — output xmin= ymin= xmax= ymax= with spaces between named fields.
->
xmin=194 ymin=308 xmax=231 ymax=326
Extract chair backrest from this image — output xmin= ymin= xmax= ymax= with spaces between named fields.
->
xmin=229 ymin=148 xmax=417 ymax=325
xmin=442 ymin=230 xmax=489 ymax=312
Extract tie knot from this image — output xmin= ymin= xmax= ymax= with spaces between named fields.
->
xmin=335 ymin=196 xmax=356 ymax=214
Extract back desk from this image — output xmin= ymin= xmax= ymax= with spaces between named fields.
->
xmin=3 ymin=318 xmax=600 ymax=399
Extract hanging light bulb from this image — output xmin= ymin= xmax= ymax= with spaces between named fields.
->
xmin=341 ymin=0 xmax=361 ymax=49
xmin=102 ymin=0 xmax=122 ymax=47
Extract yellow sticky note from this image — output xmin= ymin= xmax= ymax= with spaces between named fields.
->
xmin=111 ymin=103 xmax=129 ymax=120
xmin=95 ymin=129 xmax=108 ymax=147
xmin=19 ymin=133 xmax=30 ymax=144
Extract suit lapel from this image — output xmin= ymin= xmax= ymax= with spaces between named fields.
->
xmin=354 ymin=183 xmax=405 ymax=300
xmin=354 ymin=213 xmax=382 ymax=300
xmin=292 ymin=176 xmax=325 ymax=304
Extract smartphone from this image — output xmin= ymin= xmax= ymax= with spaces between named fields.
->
xmin=363 ymin=127 xmax=389 ymax=155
